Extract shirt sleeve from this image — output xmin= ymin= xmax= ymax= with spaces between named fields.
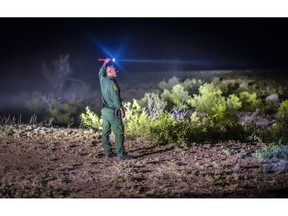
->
xmin=98 ymin=65 xmax=106 ymax=80
xmin=110 ymin=82 xmax=122 ymax=109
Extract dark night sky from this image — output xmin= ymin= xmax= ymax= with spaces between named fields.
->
xmin=1 ymin=18 xmax=288 ymax=103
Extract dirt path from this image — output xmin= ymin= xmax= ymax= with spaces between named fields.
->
xmin=1 ymin=125 xmax=288 ymax=198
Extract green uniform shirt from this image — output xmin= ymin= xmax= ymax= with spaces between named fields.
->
xmin=99 ymin=65 xmax=122 ymax=110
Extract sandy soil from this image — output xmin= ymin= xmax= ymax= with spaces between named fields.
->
xmin=1 ymin=124 xmax=288 ymax=198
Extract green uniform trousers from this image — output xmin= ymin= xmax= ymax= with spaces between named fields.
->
xmin=101 ymin=107 xmax=125 ymax=157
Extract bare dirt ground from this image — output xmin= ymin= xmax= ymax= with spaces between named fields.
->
xmin=1 ymin=124 xmax=288 ymax=198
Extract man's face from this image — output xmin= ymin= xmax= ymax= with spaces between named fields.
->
xmin=107 ymin=66 xmax=118 ymax=78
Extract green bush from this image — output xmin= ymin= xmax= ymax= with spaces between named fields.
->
xmin=80 ymin=100 xmax=151 ymax=138
xmin=180 ymin=78 xmax=203 ymax=95
xmin=161 ymin=84 xmax=192 ymax=109
xmin=226 ymin=94 xmax=242 ymax=110
xmin=149 ymin=112 xmax=206 ymax=147
xmin=76 ymin=75 xmax=288 ymax=147
xmin=276 ymin=100 xmax=288 ymax=128
xmin=276 ymin=99 xmax=288 ymax=119
xmin=244 ymin=122 xmax=288 ymax=146
xmin=273 ymin=100 xmax=288 ymax=143
xmin=122 ymin=99 xmax=151 ymax=138
xmin=254 ymin=80 xmax=283 ymax=99
xmin=238 ymin=82 xmax=250 ymax=92
xmin=188 ymin=83 xmax=226 ymax=122
xmin=149 ymin=111 xmax=211 ymax=147
xmin=148 ymin=112 xmax=174 ymax=146
xmin=25 ymin=91 xmax=87 ymax=126
xmin=239 ymin=91 xmax=262 ymax=111
xmin=50 ymin=102 xmax=77 ymax=125
xmin=211 ymin=77 xmax=221 ymax=86
xmin=212 ymin=77 xmax=240 ymax=96
xmin=80 ymin=106 xmax=102 ymax=130
xmin=258 ymin=124 xmax=285 ymax=144
xmin=158 ymin=76 xmax=180 ymax=90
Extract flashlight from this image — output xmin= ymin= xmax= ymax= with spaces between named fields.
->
xmin=98 ymin=58 xmax=115 ymax=62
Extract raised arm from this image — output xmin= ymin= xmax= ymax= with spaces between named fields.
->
xmin=98 ymin=58 xmax=111 ymax=80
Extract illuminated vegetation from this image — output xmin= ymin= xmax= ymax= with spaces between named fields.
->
xmin=2 ymin=70 xmax=288 ymax=198
xmin=79 ymin=74 xmax=288 ymax=149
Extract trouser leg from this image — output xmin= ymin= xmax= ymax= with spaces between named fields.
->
xmin=111 ymin=114 xmax=125 ymax=157
xmin=101 ymin=110 xmax=112 ymax=155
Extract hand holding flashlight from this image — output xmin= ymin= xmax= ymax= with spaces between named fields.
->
xmin=98 ymin=58 xmax=115 ymax=62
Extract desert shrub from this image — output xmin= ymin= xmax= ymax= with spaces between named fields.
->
xmin=199 ymin=114 xmax=244 ymax=141
xmin=254 ymin=80 xmax=284 ymax=99
xmin=257 ymin=123 xmax=288 ymax=144
xmin=137 ymin=92 xmax=167 ymax=120
xmin=190 ymin=112 xmax=244 ymax=142
xmin=25 ymin=92 xmax=86 ymax=126
xmin=224 ymin=122 xmax=245 ymax=141
xmin=168 ymin=120 xmax=193 ymax=148
xmin=266 ymin=93 xmax=279 ymax=102
xmin=122 ymin=99 xmax=151 ymax=138
xmin=214 ymin=110 xmax=244 ymax=141
xmin=212 ymin=77 xmax=241 ymax=96
xmin=211 ymin=77 xmax=221 ymax=86
xmin=242 ymin=124 xmax=259 ymax=142
xmin=217 ymin=82 xmax=230 ymax=96
xmin=25 ymin=91 xmax=50 ymax=114
xmin=170 ymin=104 xmax=188 ymax=121
xmin=276 ymin=99 xmax=288 ymax=119
xmin=240 ymin=108 xmax=275 ymax=142
xmin=80 ymin=106 xmax=102 ymax=130
xmin=239 ymin=91 xmax=262 ymax=111
xmin=238 ymin=82 xmax=250 ymax=92
xmin=50 ymin=102 xmax=77 ymax=125
xmin=188 ymin=83 xmax=226 ymax=122
xmin=276 ymin=99 xmax=288 ymax=129
xmin=273 ymin=100 xmax=288 ymax=142
xmin=148 ymin=112 xmax=175 ymax=146
xmin=149 ymin=112 xmax=207 ymax=147
xmin=161 ymin=84 xmax=192 ymax=109
xmin=254 ymin=143 xmax=288 ymax=160
xmin=180 ymin=78 xmax=203 ymax=95
xmin=264 ymin=93 xmax=279 ymax=115
xmin=158 ymin=76 xmax=180 ymax=90
xmin=79 ymin=100 xmax=151 ymax=138
xmin=226 ymin=94 xmax=242 ymax=110
xmin=248 ymin=132 xmax=264 ymax=144
xmin=244 ymin=121 xmax=288 ymax=145
xmin=190 ymin=111 xmax=202 ymax=125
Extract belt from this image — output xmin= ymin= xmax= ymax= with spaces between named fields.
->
xmin=102 ymin=104 xmax=120 ymax=116
xmin=102 ymin=104 xmax=116 ymax=110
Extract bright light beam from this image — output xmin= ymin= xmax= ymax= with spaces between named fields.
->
xmin=118 ymin=59 xmax=213 ymax=65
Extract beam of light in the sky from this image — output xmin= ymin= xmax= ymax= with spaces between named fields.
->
xmin=92 ymin=39 xmax=239 ymax=69
xmin=117 ymin=59 xmax=214 ymax=65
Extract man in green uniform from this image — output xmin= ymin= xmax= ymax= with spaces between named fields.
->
xmin=99 ymin=58 xmax=132 ymax=160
